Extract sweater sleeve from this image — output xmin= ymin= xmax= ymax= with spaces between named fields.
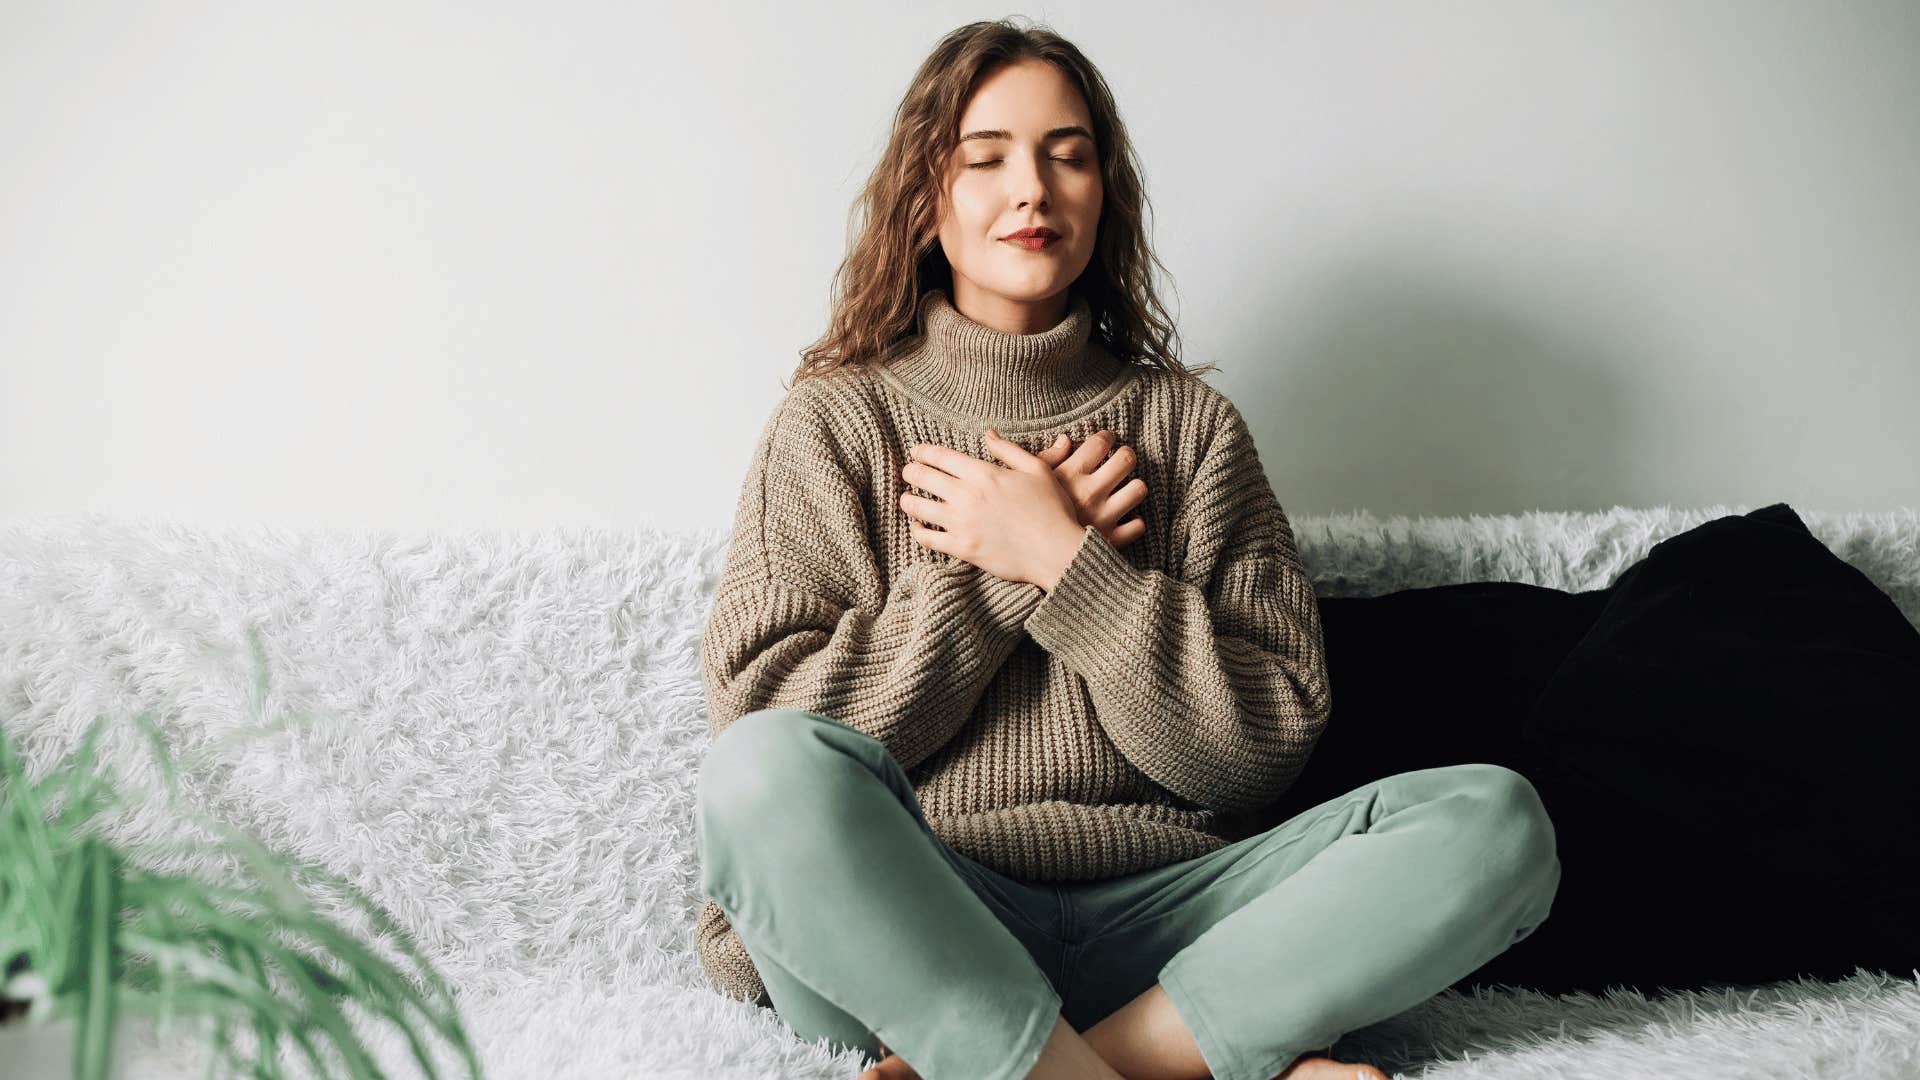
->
xmin=701 ymin=392 xmax=1046 ymax=772
xmin=1020 ymin=395 xmax=1331 ymax=813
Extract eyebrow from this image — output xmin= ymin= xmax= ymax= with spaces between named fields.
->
xmin=958 ymin=125 xmax=1094 ymax=144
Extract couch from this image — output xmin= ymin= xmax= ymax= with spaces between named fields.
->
xmin=2 ymin=505 xmax=1915 ymax=1079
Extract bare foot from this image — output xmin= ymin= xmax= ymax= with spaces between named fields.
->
xmin=1273 ymin=1051 xmax=1392 ymax=1080
xmin=856 ymin=1042 xmax=1385 ymax=1080
xmin=856 ymin=1045 xmax=922 ymax=1080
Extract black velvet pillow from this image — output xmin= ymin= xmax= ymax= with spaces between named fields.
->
xmin=1523 ymin=502 xmax=1920 ymax=844
xmin=1494 ymin=502 xmax=1920 ymax=990
xmin=1232 ymin=502 xmax=1920 ymax=994
xmin=1233 ymin=580 xmax=1610 ymax=832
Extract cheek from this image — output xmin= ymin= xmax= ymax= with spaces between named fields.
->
xmin=950 ymin=188 xmax=999 ymax=239
xmin=1073 ymin=179 xmax=1102 ymax=229
xmin=950 ymin=168 xmax=996 ymax=205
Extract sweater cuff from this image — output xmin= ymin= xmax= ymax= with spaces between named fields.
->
xmin=1023 ymin=524 xmax=1151 ymax=667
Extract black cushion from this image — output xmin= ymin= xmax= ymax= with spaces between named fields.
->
xmin=1234 ymin=579 xmax=1609 ymax=826
xmin=1524 ymin=502 xmax=1920 ymax=842
xmin=1233 ymin=503 xmax=1920 ymax=995
xmin=1496 ymin=502 xmax=1920 ymax=991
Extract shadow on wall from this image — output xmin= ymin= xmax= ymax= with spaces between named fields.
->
xmin=1222 ymin=244 xmax=1669 ymax=517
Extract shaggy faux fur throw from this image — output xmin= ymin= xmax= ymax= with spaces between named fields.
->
xmin=2 ymin=505 xmax=1916 ymax=1079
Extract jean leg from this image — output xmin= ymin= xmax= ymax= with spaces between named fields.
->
xmin=1065 ymin=763 xmax=1560 ymax=1080
xmin=698 ymin=708 xmax=1064 ymax=1080
xmin=740 ymin=923 xmax=887 ymax=1061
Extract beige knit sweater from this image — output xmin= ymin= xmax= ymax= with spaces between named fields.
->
xmin=695 ymin=287 xmax=1331 ymax=1008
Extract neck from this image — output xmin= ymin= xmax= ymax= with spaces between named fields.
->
xmin=878 ymin=287 xmax=1128 ymax=422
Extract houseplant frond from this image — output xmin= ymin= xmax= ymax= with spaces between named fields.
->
xmin=1 ymin=629 xmax=485 ymax=1079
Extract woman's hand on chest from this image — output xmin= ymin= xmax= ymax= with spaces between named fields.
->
xmin=896 ymin=428 xmax=1147 ymax=590
xmin=1033 ymin=428 xmax=1149 ymax=551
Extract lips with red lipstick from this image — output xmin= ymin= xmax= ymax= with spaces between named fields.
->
xmin=1002 ymin=226 xmax=1060 ymax=252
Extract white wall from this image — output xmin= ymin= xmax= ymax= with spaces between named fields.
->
xmin=4 ymin=1 xmax=1916 ymax=533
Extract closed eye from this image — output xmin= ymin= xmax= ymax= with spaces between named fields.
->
xmin=968 ymin=158 xmax=1087 ymax=169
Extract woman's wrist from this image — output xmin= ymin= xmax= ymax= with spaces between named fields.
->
xmin=1031 ymin=523 xmax=1090 ymax=593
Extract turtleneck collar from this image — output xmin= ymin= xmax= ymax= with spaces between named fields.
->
xmin=875 ymin=288 xmax=1135 ymax=426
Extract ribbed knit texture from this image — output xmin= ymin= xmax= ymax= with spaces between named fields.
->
xmin=694 ymin=287 xmax=1332 ymax=1008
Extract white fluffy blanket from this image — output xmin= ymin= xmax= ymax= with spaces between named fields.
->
xmin=2 ymin=506 xmax=1916 ymax=1079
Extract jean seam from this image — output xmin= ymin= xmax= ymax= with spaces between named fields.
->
xmin=927 ymin=835 xmax=1067 ymax=945
xmin=1077 ymin=798 xmax=1372 ymax=950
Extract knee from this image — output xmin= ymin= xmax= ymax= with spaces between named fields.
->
xmin=698 ymin=708 xmax=833 ymax=820
xmin=1447 ymin=764 xmax=1561 ymax=901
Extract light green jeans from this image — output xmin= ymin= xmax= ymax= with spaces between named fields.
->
xmin=697 ymin=708 xmax=1560 ymax=1080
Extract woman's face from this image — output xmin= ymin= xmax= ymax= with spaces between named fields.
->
xmin=936 ymin=59 xmax=1103 ymax=333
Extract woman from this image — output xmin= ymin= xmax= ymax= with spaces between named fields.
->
xmin=695 ymin=19 xmax=1560 ymax=1080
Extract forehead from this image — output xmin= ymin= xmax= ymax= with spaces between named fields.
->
xmin=957 ymin=60 xmax=1093 ymax=141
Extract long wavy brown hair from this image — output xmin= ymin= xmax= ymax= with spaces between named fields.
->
xmin=787 ymin=17 xmax=1219 ymax=389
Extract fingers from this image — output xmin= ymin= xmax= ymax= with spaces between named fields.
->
xmin=906 ymin=519 xmax=954 ymax=557
xmin=900 ymin=460 xmax=957 ymax=502
xmin=1089 ymin=477 xmax=1148 ymax=528
xmin=1102 ymin=516 xmax=1147 ymax=549
xmin=1063 ymin=429 xmax=1135 ymax=480
xmin=908 ymin=441 xmax=995 ymax=482
xmin=897 ymin=490 xmax=951 ymax=530
xmin=1062 ymin=429 xmax=1112 ymax=473
xmin=1034 ymin=433 xmax=1072 ymax=465
xmin=1089 ymin=442 xmax=1136 ymax=492
xmin=982 ymin=428 xmax=1055 ymax=475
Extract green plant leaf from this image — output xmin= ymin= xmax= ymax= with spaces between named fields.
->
xmin=75 ymin=839 xmax=121 ymax=1080
xmin=2 ymin=648 xmax=487 ymax=1080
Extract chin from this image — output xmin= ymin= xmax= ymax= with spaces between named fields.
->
xmin=991 ymin=276 xmax=1077 ymax=302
